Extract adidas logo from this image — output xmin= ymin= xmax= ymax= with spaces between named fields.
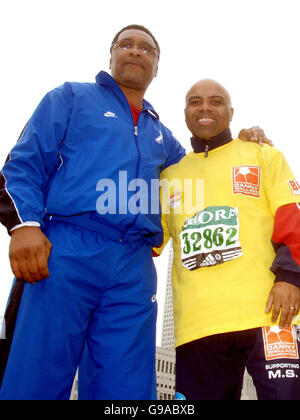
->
xmin=182 ymin=253 xmax=217 ymax=270
xmin=200 ymin=254 xmax=217 ymax=267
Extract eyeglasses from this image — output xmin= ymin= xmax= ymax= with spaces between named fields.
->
xmin=112 ymin=40 xmax=158 ymax=56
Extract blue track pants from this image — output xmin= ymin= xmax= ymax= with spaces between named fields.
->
xmin=0 ymin=218 xmax=158 ymax=400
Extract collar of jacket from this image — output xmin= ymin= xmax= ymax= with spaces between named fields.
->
xmin=191 ymin=128 xmax=232 ymax=156
xmin=95 ymin=71 xmax=160 ymax=119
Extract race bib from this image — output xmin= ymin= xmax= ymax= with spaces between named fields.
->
xmin=180 ymin=206 xmax=242 ymax=270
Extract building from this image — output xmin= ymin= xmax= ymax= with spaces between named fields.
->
xmin=155 ymin=242 xmax=176 ymax=400
xmin=156 ymin=347 xmax=176 ymax=400
xmin=161 ymin=244 xmax=175 ymax=349
xmin=0 ymin=316 xmax=4 ymax=339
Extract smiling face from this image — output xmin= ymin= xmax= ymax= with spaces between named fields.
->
xmin=110 ymin=29 xmax=159 ymax=94
xmin=185 ymin=79 xmax=234 ymax=139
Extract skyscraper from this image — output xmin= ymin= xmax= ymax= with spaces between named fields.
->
xmin=156 ymin=242 xmax=176 ymax=399
xmin=161 ymin=242 xmax=175 ymax=350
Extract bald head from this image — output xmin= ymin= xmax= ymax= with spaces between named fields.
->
xmin=186 ymin=79 xmax=232 ymax=106
xmin=185 ymin=79 xmax=234 ymax=139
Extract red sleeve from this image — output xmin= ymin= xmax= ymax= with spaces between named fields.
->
xmin=271 ymin=203 xmax=300 ymax=287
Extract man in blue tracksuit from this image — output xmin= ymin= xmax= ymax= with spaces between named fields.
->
xmin=0 ymin=24 xmax=186 ymax=400
xmin=0 ymin=25 xmax=268 ymax=400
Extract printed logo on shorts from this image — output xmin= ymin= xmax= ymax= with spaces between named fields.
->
xmin=232 ymin=166 xmax=261 ymax=198
xmin=288 ymin=179 xmax=300 ymax=195
xmin=180 ymin=206 xmax=242 ymax=271
xmin=262 ymin=326 xmax=299 ymax=361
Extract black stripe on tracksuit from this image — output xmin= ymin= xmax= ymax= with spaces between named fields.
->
xmin=0 ymin=123 xmax=29 ymax=233
xmin=0 ymin=167 xmax=23 ymax=233
xmin=0 ymin=124 xmax=29 ymax=387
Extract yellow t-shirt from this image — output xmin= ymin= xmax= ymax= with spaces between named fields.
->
xmin=155 ymin=139 xmax=300 ymax=348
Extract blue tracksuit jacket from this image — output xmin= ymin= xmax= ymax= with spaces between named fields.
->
xmin=0 ymin=71 xmax=185 ymax=245
xmin=0 ymin=71 xmax=186 ymax=400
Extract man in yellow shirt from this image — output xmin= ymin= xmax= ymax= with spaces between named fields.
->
xmin=154 ymin=79 xmax=300 ymax=400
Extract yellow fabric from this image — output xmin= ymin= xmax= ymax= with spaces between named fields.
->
xmin=154 ymin=140 xmax=299 ymax=348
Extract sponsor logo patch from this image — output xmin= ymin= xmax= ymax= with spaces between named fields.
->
xmin=263 ymin=326 xmax=299 ymax=361
xmin=288 ymin=179 xmax=300 ymax=195
xmin=232 ymin=166 xmax=261 ymax=198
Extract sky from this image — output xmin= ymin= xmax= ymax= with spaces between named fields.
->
xmin=0 ymin=0 xmax=300 ymax=345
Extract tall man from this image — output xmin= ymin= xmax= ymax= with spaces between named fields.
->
xmin=0 ymin=25 xmax=269 ymax=400
xmin=154 ymin=79 xmax=300 ymax=400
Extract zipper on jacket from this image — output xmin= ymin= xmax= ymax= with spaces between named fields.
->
xmin=204 ymin=144 xmax=209 ymax=157
xmin=120 ymin=123 xmax=141 ymax=242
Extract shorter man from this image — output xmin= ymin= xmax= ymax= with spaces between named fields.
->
xmin=155 ymin=79 xmax=300 ymax=400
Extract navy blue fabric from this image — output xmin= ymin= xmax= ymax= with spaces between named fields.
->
xmin=271 ymin=242 xmax=300 ymax=288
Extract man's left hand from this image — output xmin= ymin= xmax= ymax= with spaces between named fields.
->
xmin=239 ymin=126 xmax=273 ymax=146
xmin=265 ymin=282 xmax=300 ymax=328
